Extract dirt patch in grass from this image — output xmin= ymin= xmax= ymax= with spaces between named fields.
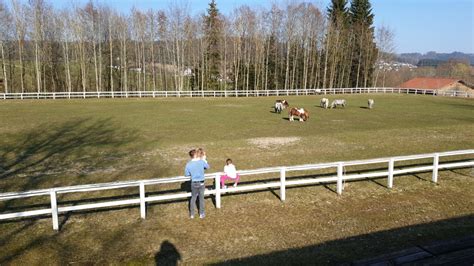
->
xmin=247 ymin=137 xmax=301 ymax=149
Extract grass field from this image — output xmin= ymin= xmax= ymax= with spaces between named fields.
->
xmin=0 ymin=94 xmax=473 ymax=264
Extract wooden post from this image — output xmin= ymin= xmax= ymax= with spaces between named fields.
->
xmin=140 ymin=182 xmax=146 ymax=219
xmin=432 ymin=153 xmax=439 ymax=183
xmin=215 ymin=174 xmax=221 ymax=208
xmin=337 ymin=163 xmax=343 ymax=195
xmin=280 ymin=167 xmax=286 ymax=201
xmin=388 ymin=158 xmax=394 ymax=188
xmin=50 ymin=190 xmax=59 ymax=231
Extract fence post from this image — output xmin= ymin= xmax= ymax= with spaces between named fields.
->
xmin=50 ymin=190 xmax=59 ymax=231
xmin=140 ymin=182 xmax=146 ymax=219
xmin=215 ymin=173 xmax=221 ymax=208
xmin=432 ymin=153 xmax=439 ymax=183
xmin=280 ymin=167 xmax=286 ymax=201
xmin=388 ymin=158 xmax=394 ymax=188
xmin=337 ymin=163 xmax=343 ymax=195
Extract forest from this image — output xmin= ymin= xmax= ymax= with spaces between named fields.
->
xmin=0 ymin=0 xmax=387 ymax=93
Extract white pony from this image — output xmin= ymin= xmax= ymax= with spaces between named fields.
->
xmin=320 ymin=98 xmax=329 ymax=109
xmin=331 ymin=99 xmax=346 ymax=108
xmin=368 ymin=99 xmax=374 ymax=109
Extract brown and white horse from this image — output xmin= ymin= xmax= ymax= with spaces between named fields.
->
xmin=289 ymin=107 xmax=309 ymax=122
xmin=274 ymin=100 xmax=289 ymax=113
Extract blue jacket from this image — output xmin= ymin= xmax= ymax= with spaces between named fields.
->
xmin=185 ymin=159 xmax=209 ymax=182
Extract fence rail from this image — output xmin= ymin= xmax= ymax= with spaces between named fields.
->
xmin=0 ymin=88 xmax=472 ymax=100
xmin=0 ymin=149 xmax=473 ymax=230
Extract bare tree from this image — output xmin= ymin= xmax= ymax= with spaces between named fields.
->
xmin=374 ymin=25 xmax=395 ymax=87
xmin=0 ymin=0 xmax=11 ymax=93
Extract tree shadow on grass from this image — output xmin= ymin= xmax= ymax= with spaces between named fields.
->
xmin=0 ymin=117 xmax=159 ymax=263
xmin=0 ymin=117 xmax=138 ymax=193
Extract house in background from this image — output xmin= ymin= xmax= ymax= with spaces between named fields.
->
xmin=399 ymin=77 xmax=473 ymax=93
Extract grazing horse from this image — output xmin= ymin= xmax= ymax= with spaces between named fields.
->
xmin=320 ymin=98 xmax=329 ymax=109
xmin=274 ymin=100 xmax=289 ymax=113
xmin=368 ymin=99 xmax=374 ymax=109
xmin=330 ymin=99 xmax=346 ymax=109
xmin=289 ymin=107 xmax=309 ymax=122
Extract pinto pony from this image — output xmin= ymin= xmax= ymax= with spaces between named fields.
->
xmin=368 ymin=99 xmax=374 ymax=109
xmin=320 ymin=98 xmax=329 ymax=109
xmin=288 ymin=107 xmax=309 ymax=122
xmin=274 ymin=100 xmax=289 ymax=113
xmin=330 ymin=99 xmax=346 ymax=109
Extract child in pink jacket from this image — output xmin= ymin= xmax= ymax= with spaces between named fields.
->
xmin=220 ymin=158 xmax=240 ymax=189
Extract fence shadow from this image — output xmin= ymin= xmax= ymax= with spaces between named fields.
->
xmin=211 ymin=214 xmax=474 ymax=265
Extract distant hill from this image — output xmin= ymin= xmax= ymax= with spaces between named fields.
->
xmin=396 ymin=52 xmax=474 ymax=66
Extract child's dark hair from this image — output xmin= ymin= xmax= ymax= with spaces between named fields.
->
xmin=189 ymin=149 xmax=196 ymax=158
xmin=226 ymin=158 xmax=232 ymax=165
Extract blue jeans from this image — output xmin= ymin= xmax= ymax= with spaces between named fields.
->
xmin=190 ymin=181 xmax=205 ymax=216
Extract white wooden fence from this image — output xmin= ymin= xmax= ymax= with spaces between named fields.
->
xmin=0 ymin=149 xmax=472 ymax=231
xmin=0 ymin=88 xmax=472 ymax=100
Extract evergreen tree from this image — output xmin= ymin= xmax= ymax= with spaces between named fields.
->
xmin=349 ymin=0 xmax=377 ymax=87
xmin=204 ymin=0 xmax=222 ymax=90
xmin=327 ymin=0 xmax=349 ymax=25
xmin=323 ymin=0 xmax=350 ymax=88
xmin=266 ymin=33 xmax=279 ymax=89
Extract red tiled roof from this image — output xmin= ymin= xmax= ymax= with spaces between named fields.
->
xmin=399 ymin=77 xmax=460 ymax=90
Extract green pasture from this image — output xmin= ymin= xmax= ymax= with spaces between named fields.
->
xmin=0 ymin=94 xmax=473 ymax=264
xmin=0 ymin=94 xmax=472 ymax=192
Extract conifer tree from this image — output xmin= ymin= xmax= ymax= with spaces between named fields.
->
xmin=204 ymin=0 xmax=222 ymax=90
xmin=349 ymin=0 xmax=377 ymax=88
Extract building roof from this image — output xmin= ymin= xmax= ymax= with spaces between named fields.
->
xmin=399 ymin=77 xmax=461 ymax=90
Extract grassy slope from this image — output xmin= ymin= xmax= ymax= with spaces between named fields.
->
xmin=0 ymin=94 xmax=473 ymax=264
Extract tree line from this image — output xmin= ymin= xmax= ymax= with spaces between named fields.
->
xmin=0 ymin=0 xmax=384 ymax=93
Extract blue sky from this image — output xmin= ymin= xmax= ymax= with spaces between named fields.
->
xmin=53 ymin=0 xmax=474 ymax=53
